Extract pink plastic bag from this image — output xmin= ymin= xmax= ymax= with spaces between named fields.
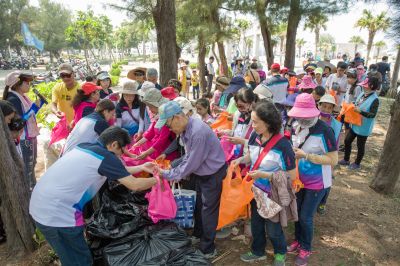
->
xmin=220 ymin=136 xmax=235 ymax=162
xmin=49 ymin=116 xmax=69 ymax=146
xmin=145 ymin=172 xmax=177 ymax=223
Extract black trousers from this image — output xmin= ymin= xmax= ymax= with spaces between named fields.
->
xmin=344 ymin=129 xmax=368 ymax=165
xmin=192 ymin=164 xmax=227 ymax=254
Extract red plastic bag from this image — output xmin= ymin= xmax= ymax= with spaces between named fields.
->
xmin=49 ymin=116 xmax=69 ymax=146
xmin=145 ymin=172 xmax=177 ymax=223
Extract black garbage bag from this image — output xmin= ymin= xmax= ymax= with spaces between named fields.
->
xmin=140 ymin=247 xmax=211 ymax=266
xmin=103 ymin=222 xmax=193 ymax=265
xmin=86 ymin=184 xmax=152 ymax=239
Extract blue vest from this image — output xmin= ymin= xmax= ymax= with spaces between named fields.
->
xmin=351 ymin=92 xmax=378 ymax=136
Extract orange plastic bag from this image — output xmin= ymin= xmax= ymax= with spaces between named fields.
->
xmin=337 ymin=102 xmax=362 ymax=126
xmin=288 ymin=77 xmax=297 ymax=94
xmin=217 ymin=165 xmax=254 ymax=230
xmin=292 ymin=160 xmax=304 ymax=193
xmin=136 ymin=159 xmax=171 ymax=178
xmin=211 ymin=111 xmax=233 ymax=131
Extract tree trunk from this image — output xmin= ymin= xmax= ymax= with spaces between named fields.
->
xmin=256 ymin=0 xmax=274 ymax=68
xmin=217 ymin=41 xmax=228 ymax=77
xmin=0 ymin=111 xmax=35 ymax=255
xmin=152 ymin=0 xmax=178 ymax=87
xmin=315 ymin=28 xmax=320 ymax=57
xmin=354 ymin=44 xmax=358 ymax=56
xmin=388 ymin=46 xmax=400 ymax=98
xmin=210 ymin=7 xmax=228 ymax=77
xmin=211 ymin=43 xmax=220 ymax=68
xmin=284 ymin=0 xmax=301 ymax=70
xmin=197 ymin=34 xmax=207 ymax=94
xmin=366 ymin=31 xmax=375 ymax=65
xmin=279 ymin=37 xmax=284 ymax=64
xmin=370 ymin=95 xmax=400 ymax=194
xmin=376 ymin=48 xmax=380 ymax=62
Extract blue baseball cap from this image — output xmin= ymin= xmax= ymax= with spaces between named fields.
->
xmin=155 ymin=101 xmax=183 ymax=129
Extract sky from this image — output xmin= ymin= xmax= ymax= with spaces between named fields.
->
xmin=30 ymin=0 xmax=395 ymax=51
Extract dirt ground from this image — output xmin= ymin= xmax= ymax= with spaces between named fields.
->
xmin=1 ymin=97 xmax=399 ymax=266
xmin=214 ymin=97 xmax=400 ymax=266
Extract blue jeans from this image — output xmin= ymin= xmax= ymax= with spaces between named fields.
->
xmin=319 ymin=187 xmax=331 ymax=205
xmin=250 ymin=200 xmax=287 ymax=256
xmin=193 ymin=85 xmax=200 ymax=99
xmin=35 ymin=221 xmax=92 ymax=266
xmin=295 ymin=188 xmax=328 ymax=251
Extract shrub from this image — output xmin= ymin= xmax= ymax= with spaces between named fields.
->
xmin=110 ymin=68 xmax=121 ymax=77
xmin=121 ymin=59 xmax=129 ymax=65
xmin=189 ymin=62 xmax=198 ymax=70
xmin=110 ymin=75 xmax=120 ymax=86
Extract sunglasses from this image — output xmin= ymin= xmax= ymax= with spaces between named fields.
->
xmin=60 ymin=73 xmax=72 ymax=79
xmin=135 ymin=73 xmax=144 ymax=77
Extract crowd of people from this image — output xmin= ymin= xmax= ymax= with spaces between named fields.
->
xmin=0 ymin=51 xmax=388 ymax=266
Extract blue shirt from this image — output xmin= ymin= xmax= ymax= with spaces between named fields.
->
xmin=263 ymin=75 xmax=289 ymax=105
xmin=30 ymin=142 xmax=130 ymax=227
xmin=163 ymin=117 xmax=226 ymax=180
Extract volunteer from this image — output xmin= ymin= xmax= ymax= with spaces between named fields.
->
xmin=297 ymin=75 xmax=316 ymax=94
xmin=71 ymin=82 xmax=102 ymax=127
xmin=97 ymin=71 xmax=118 ymax=100
xmin=156 ymin=101 xmax=227 ymax=259
xmin=317 ymin=94 xmax=341 ymax=215
xmin=116 ymin=81 xmax=146 ymax=138
xmin=232 ymin=100 xmax=296 ymax=266
xmin=264 ymin=63 xmax=289 ymax=113
xmin=62 ymin=99 xmax=116 ymax=156
xmin=4 ymin=71 xmax=43 ymax=190
xmin=29 ymin=127 xmax=157 ymax=266
xmin=314 ymin=67 xmax=326 ymax=87
xmin=339 ymin=77 xmax=380 ymax=170
xmin=130 ymin=88 xmax=176 ymax=161
xmin=223 ymin=88 xmax=258 ymax=160
xmin=51 ymin=63 xmax=80 ymax=124
xmin=287 ymin=93 xmax=338 ymax=266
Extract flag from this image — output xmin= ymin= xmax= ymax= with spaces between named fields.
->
xmin=21 ymin=22 xmax=44 ymax=52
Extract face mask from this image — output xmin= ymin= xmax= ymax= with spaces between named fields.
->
xmin=297 ymin=117 xmax=318 ymax=129
xmin=319 ymin=112 xmax=331 ymax=118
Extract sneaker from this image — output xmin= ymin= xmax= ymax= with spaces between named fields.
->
xmin=295 ymin=248 xmax=311 ymax=266
xmin=338 ymin=159 xmax=350 ymax=166
xmin=317 ymin=204 xmax=326 ymax=215
xmin=240 ymin=251 xmax=267 ymax=262
xmin=190 ymin=236 xmax=200 ymax=245
xmin=273 ymin=253 xmax=286 ymax=266
xmin=348 ymin=163 xmax=361 ymax=170
xmin=287 ymin=240 xmax=300 ymax=254
xmin=203 ymin=249 xmax=218 ymax=259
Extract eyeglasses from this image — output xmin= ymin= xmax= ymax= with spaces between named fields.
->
xmin=60 ymin=73 xmax=72 ymax=79
xmin=135 ymin=73 xmax=144 ymax=77
xmin=166 ymin=116 xmax=175 ymax=129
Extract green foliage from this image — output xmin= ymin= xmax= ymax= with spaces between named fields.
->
xmin=189 ymin=62 xmax=198 ymax=70
xmin=28 ymin=81 xmax=58 ymax=130
xmin=356 ymin=10 xmax=390 ymax=34
xmin=32 ymin=0 xmax=71 ymax=56
xmin=120 ymin=59 xmax=129 ymax=65
xmin=110 ymin=68 xmax=121 ymax=76
xmin=349 ymin=36 xmax=365 ymax=45
xmin=33 ymin=228 xmax=46 ymax=246
xmin=110 ymin=75 xmax=120 ymax=86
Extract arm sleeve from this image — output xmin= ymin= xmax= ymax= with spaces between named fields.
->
xmin=143 ymin=122 xmax=155 ymax=140
xmin=7 ymin=97 xmax=24 ymax=116
xmin=279 ymin=140 xmax=296 ymax=171
xmin=98 ymin=154 xmax=131 ymax=181
xmin=94 ymin=120 xmax=110 ymax=135
xmin=360 ymin=98 xmax=379 ymax=119
xmin=163 ymin=136 xmax=208 ymax=180
xmin=151 ymin=127 xmax=174 ymax=153
xmin=308 ymin=151 xmax=338 ymax=166
xmin=51 ymin=84 xmax=60 ymax=104
xmin=164 ymin=138 xmax=178 ymax=155
xmin=321 ymin=127 xmax=337 ymax=153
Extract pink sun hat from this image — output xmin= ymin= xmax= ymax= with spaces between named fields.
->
xmin=297 ymin=75 xmax=317 ymax=90
xmin=288 ymin=93 xmax=320 ymax=118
